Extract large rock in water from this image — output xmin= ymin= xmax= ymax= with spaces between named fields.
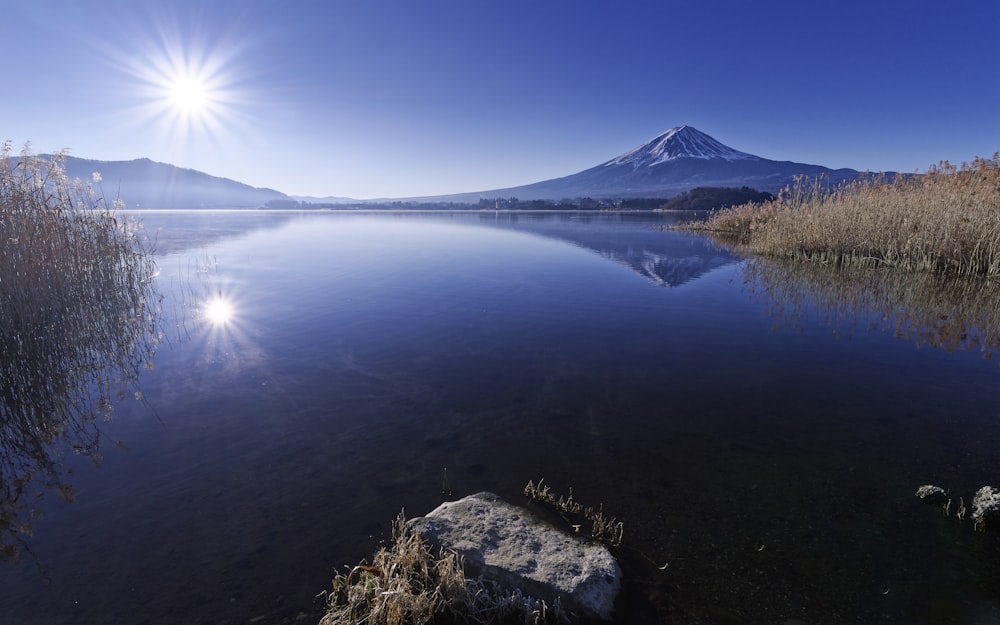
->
xmin=407 ymin=491 xmax=621 ymax=621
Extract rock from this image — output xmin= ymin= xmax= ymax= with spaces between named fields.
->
xmin=971 ymin=486 xmax=1000 ymax=529
xmin=407 ymin=491 xmax=621 ymax=621
xmin=915 ymin=485 xmax=948 ymax=504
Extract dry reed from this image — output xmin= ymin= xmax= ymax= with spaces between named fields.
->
xmin=693 ymin=154 xmax=1000 ymax=276
xmin=1 ymin=142 xmax=161 ymax=559
xmin=522 ymin=480 xmax=624 ymax=548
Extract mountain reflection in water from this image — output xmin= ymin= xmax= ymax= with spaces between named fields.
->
xmin=474 ymin=211 xmax=737 ymax=286
xmin=138 ymin=209 xmax=737 ymax=287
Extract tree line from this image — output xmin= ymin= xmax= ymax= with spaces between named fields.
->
xmin=265 ymin=186 xmax=775 ymax=212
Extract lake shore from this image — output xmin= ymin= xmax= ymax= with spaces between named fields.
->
xmin=685 ymin=154 xmax=1000 ymax=276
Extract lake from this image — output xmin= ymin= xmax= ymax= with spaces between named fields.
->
xmin=2 ymin=210 xmax=999 ymax=625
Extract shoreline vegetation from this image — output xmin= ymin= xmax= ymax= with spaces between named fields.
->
xmin=0 ymin=142 xmax=161 ymax=560
xmin=687 ymin=154 xmax=1000 ymax=276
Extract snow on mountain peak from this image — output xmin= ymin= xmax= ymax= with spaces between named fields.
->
xmin=604 ymin=125 xmax=758 ymax=168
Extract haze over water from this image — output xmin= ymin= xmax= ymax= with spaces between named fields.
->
xmin=2 ymin=211 xmax=999 ymax=625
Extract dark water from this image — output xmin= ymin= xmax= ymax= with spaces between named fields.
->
xmin=3 ymin=211 xmax=1000 ymax=625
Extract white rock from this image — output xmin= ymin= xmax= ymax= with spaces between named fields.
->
xmin=407 ymin=492 xmax=621 ymax=621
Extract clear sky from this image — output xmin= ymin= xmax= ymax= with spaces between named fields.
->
xmin=4 ymin=0 xmax=999 ymax=199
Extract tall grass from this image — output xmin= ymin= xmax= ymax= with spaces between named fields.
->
xmin=695 ymin=154 xmax=1000 ymax=276
xmin=0 ymin=142 xmax=161 ymax=559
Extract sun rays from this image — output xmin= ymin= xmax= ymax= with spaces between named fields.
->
xmin=202 ymin=296 xmax=235 ymax=326
xmin=143 ymin=51 xmax=231 ymax=137
xmin=189 ymin=285 xmax=263 ymax=370
xmin=106 ymin=21 xmax=251 ymax=149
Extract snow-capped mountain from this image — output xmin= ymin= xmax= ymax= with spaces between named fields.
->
xmin=603 ymin=125 xmax=758 ymax=168
xmin=427 ymin=126 xmax=861 ymax=202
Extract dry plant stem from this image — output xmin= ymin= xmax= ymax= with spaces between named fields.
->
xmin=691 ymin=154 xmax=1000 ymax=276
xmin=523 ymin=480 xmax=624 ymax=547
xmin=0 ymin=142 xmax=162 ymax=560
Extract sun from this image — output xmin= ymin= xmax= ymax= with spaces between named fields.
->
xmin=105 ymin=21 xmax=258 ymax=149
xmin=169 ymin=76 xmax=210 ymax=112
xmin=160 ymin=67 xmax=220 ymax=120
xmin=126 ymin=45 xmax=233 ymax=136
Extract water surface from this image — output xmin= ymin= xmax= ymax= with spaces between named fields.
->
xmin=2 ymin=211 xmax=999 ymax=625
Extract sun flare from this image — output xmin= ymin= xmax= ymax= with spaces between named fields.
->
xmin=168 ymin=76 xmax=210 ymax=112
xmin=203 ymin=297 xmax=234 ymax=326
xmin=125 ymin=44 xmax=235 ymax=138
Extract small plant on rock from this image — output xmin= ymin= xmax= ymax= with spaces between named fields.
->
xmin=523 ymin=480 xmax=624 ymax=547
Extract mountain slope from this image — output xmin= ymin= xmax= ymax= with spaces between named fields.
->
xmin=59 ymin=156 xmax=291 ymax=209
xmin=416 ymin=126 xmax=861 ymax=202
xmin=52 ymin=126 xmax=863 ymax=207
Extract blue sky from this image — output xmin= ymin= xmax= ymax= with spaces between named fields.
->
xmin=5 ymin=0 xmax=998 ymax=199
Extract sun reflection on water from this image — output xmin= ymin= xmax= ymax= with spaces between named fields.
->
xmin=187 ymin=286 xmax=263 ymax=372
xmin=202 ymin=296 xmax=235 ymax=326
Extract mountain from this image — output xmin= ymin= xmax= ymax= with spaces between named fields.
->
xmin=290 ymin=194 xmax=358 ymax=205
xmin=51 ymin=126 xmax=864 ymax=207
xmin=59 ymin=156 xmax=292 ymax=209
xmin=414 ymin=126 xmax=862 ymax=202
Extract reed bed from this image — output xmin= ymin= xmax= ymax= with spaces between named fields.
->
xmin=320 ymin=512 xmax=566 ymax=625
xmin=694 ymin=154 xmax=1000 ymax=276
xmin=0 ymin=142 xmax=161 ymax=559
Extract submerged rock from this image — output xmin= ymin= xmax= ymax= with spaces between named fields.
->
xmin=971 ymin=486 xmax=1000 ymax=529
xmin=407 ymin=491 xmax=622 ymax=621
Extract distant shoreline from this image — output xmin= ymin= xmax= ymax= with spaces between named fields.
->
xmin=125 ymin=207 xmax=699 ymax=214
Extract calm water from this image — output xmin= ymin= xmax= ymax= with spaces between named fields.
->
xmin=3 ymin=211 xmax=1000 ymax=625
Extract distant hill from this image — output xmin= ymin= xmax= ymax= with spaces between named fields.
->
xmin=59 ymin=156 xmax=292 ymax=209
xmin=290 ymin=194 xmax=358 ymax=205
